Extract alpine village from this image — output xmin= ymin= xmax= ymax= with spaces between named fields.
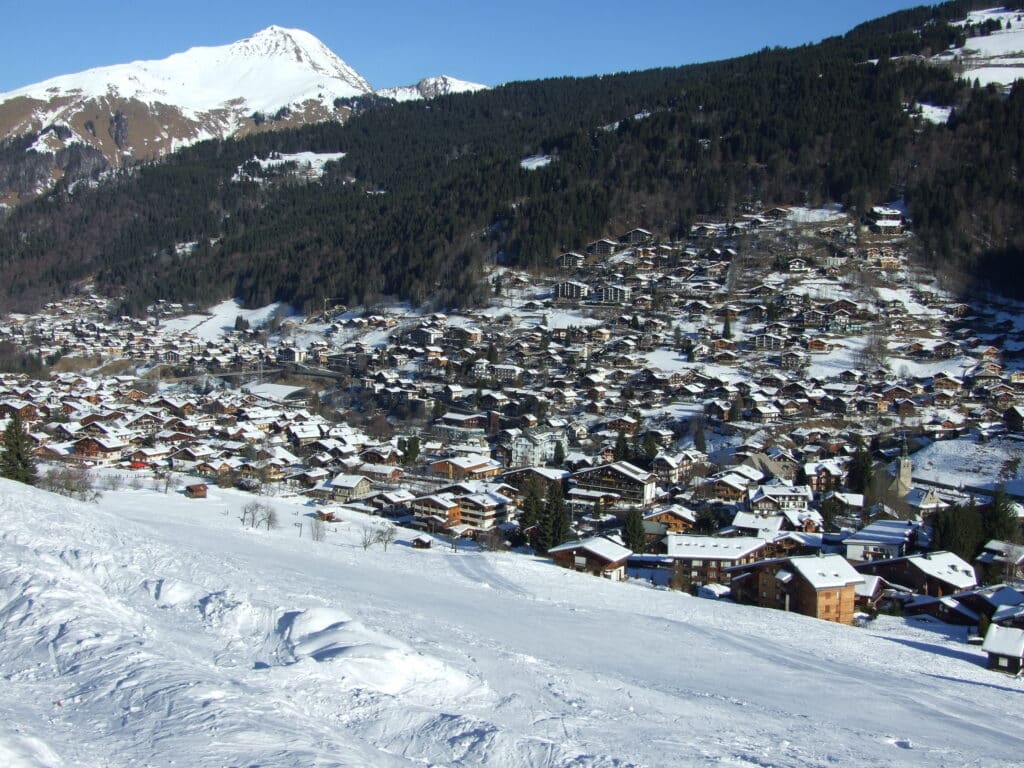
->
xmin=4 ymin=1 xmax=1024 ymax=689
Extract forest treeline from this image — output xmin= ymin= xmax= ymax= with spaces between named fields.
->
xmin=0 ymin=0 xmax=1022 ymax=314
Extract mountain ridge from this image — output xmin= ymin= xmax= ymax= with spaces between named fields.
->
xmin=0 ymin=26 xmax=483 ymax=203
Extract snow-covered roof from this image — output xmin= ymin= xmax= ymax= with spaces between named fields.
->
xmin=664 ymin=535 xmax=769 ymax=561
xmin=549 ymin=536 xmax=632 ymax=563
xmin=788 ymin=554 xmax=864 ymax=590
xmin=982 ymin=624 xmax=1024 ymax=659
xmin=908 ymin=552 xmax=977 ymax=590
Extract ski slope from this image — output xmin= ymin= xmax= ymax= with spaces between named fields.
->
xmin=0 ymin=478 xmax=1020 ymax=767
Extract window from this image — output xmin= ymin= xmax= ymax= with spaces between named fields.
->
xmin=692 ymin=560 xmax=703 ymax=567
xmin=998 ymin=657 xmax=1009 ymax=668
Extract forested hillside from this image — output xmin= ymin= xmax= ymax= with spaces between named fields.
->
xmin=0 ymin=0 xmax=1021 ymax=314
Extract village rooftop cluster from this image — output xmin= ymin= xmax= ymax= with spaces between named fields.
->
xmin=2 ymin=203 xmax=1024 ymax=673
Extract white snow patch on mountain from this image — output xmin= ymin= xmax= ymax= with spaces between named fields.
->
xmin=936 ymin=8 xmax=1024 ymax=87
xmin=377 ymin=75 xmax=489 ymax=102
xmin=915 ymin=103 xmax=953 ymax=125
xmin=520 ymin=154 xmax=553 ymax=170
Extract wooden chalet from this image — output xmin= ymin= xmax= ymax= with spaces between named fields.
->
xmin=982 ymin=625 xmax=1024 ymax=674
xmin=548 ymin=537 xmax=632 ymax=581
xmin=729 ymin=554 xmax=864 ymax=624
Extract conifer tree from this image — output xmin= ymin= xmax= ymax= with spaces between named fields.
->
xmin=693 ymin=419 xmax=707 ymax=453
xmin=982 ymin=485 xmax=1019 ymax=544
xmin=729 ymin=394 xmax=744 ymax=422
xmin=552 ymin=440 xmax=566 ymax=467
xmin=623 ymin=508 xmax=646 ymax=553
xmin=613 ymin=431 xmax=630 ymax=462
xmin=518 ymin=478 xmax=544 ymax=532
xmin=0 ymin=412 xmax=37 ymax=486
xmin=846 ymin=437 xmax=873 ymax=495
xmin=538 ymin=485 xmax=570 ymax=554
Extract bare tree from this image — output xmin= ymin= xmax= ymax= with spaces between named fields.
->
xmin=257 ymin=504 xmax=278 ymax=530
xmin=310 ymin=516 xmax=326 ymax=542
xmin=39 ymin=465 xmax=101 ymax=502
xmin=360 ymin=526 xmax=376 ymax=550
xmin=101 ymin=473 xmax=125 ymax=491
xmin=241 ymin=500 xmax=266 ymax=528
xmin=373 ymin=524 xmax=397 ymax=552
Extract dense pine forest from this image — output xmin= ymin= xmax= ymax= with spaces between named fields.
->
xmin=0 ymin=0 xmax=1022 ymax=314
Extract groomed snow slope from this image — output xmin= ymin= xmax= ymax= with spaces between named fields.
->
xmin=1 ymin=479 xmax=1021 ymax=767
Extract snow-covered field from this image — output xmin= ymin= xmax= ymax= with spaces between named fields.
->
xmin=912 ymin=434 xmax=1024 ymax=497
xmin=1 ymin=478 xmax=1021 ymax=767
xmin=940 ymin=8 xmax=1024 ymax=87
xmin=161 ymin=299 xmax=287 ymax=342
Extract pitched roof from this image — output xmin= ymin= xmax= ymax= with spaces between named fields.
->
xmin=548 ymin=536 xmax=633 ymax=563
xmin=788 ymin=554 xmax=864 ymax=590
xmin=983 ymin=624 xmax=1024 ymax=658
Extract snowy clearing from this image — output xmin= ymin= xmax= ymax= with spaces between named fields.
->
xmin=520 ymin=155 xmax=553 ymax=171
xmin=160 ymin=299 xmax=288 ymax=341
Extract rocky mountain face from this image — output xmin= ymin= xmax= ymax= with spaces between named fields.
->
xmin=0 ymin=27 xmax=484 ymax=205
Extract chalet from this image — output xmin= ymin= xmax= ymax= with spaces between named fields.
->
xmin=557 ymin=251 xmax=586 ymax=269
xmin=854 ymin=551 xmax=977 ymax=597
xmin=644 ymin=505 xmax=697 ymax=533
xmin=781 ymin=351 xmax=807 ymax=371
xmin=619 ymin=228 xmax=653 ymax=245
xmin=844 ymin=519 xmax=925 ymax=562
xmin=754 ymin=333 xmax=786 ymax=351
xmin=312 ymin=474 xmax=373 ymax=502
xmin=586 ymin=238 xmax=618 ymax=257
xmin=651 ymin=451 xmax=704 ymax=484
xmin=976 ymin=540 xmax=1024 ymax=582
xmin=454 ymin=493 xmax=508 ymax=531
xmin=184 ymin=483 xmax=208 ymax=499
xmin=729 ymin=554 xmax=864 ymax=624
xmin=430 ymin=455 xmax=502 ymax=482
xmin=410 ymin=494 xmax=462 ymax=529
xmin=555 ymin=281 xmax=591 ymax=300
xmin=636 ymin=535 xmax=772 ymax=588
xmin=598 ymin=285 xmax=632 ymax=304
xmin=982 ymin=625 xmax=1024 ymax=674
xmin=1005 ymin=406 xmax=1024 ymax=432
xmin=548 ymin=537 xmax=632 ymax=581
xmin=572 ymin=461 xmax=658 ymax=507
xmin=72 ymin=436 xmax=127 ymax=465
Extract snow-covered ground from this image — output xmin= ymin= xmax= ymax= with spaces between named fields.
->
xmin=912 ymin=434 xmax=1024 ymax=496
xmin=785 ymin=205 xmax=848 ymax=224
xmin=235 ymin=151 xmax=346 ymax=181
xmin=160 ymin=299 xmax=287 ymax=342
xmin=520 ymin=155 xmax=553 ymax=171
xmin=914 ymin=103 xmax=952 ymax=125
xmin=2 ymin=478 xmax=1020 ymax=767
xmin=939 ymin=8 xmax=1024 ymax=87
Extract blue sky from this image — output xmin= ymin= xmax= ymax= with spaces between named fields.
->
xmin=2 ymin=0 xmax=939 ymax=92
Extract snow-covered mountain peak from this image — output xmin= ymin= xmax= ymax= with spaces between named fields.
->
xmin=0 ymin=26 xmax=372 ymax=112
xmin=225 ymin=25 xmax=371 ymax=91
xmin=376 ymin=74 xmax=489 ymax=102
